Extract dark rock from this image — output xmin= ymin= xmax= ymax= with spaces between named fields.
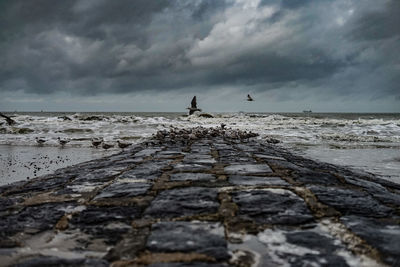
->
xmin=123 ymin=161 xmax=170 ymax=179
xmin=144 ymin=187 xmax=219 ymax=218
xmin=229 ymin=175 xmax=289 ymax=186
xmin=341 ymin=216 xmax=400 ymax=266
xmin=170 ymin=173 xmax=216 ymax=182
xmin=292 ymin=171 xmax=341 ymax=185
xmin=73 ymin=167 xmax=123 ymax=183
xmin=232 ymin=189 xmax=313 ymax=225
xmin=219 ymin=156 xmax=257 ymax=164
xmin=71 ymin=206 xmax=141 ymax=225
xmin=286 ymin=253 xmax=348 ymax=267
xmin=135 ymin=148 xmax=161 ymax=157
xmin=0 ymin=197 xmax=21 ymax=213
xmin=148 ymin=263 xmax=227 ymax=267
xmin=286 ymin=231 xmax=340 ymax=253
xmin=146 ymin=221 xmax=229 ymax=261
xmin=257 ymin=228 xmax=350 ymax=267
xmin=70 ymin=206 xmax=141 ymax=245
xmin=198 ymin=113 xmax=214 ymax=118
xmin=58 ymin=115 xmax=72 ymax=121
xmin=308 ymin=186 xmax=393 ymax=217
xmin=254 ymin=154 xmax=286 ymax=161
xmin=265 ymin=138 xmax=281 ymax=144
xmin=94 ymin=181 xmax=151 ymax=199
xmin=15 ymin=256 xmax=109 ymax=267
xmin=224 ymin=164 xmax=273 ymax=175
xmin=344 ymin=176 xmax=400 ymax=206
xmin=173 ymin=163 xmax=212 ymax=172
xmin=0 ymin=203 xmax=67 ymax=237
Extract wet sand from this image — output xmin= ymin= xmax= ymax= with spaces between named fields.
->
xmin=0 ymin=145 xmax=116 ymax=186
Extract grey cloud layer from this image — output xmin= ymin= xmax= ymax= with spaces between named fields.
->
xmin=0 ymin=0 xmax=399 ymax=100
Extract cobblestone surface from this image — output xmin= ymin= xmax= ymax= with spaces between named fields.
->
xmin=0 ymin=134 xmax=399 ymax=266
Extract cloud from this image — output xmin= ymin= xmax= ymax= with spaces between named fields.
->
xmin=0 ymin=0 xmax=398 ymax=108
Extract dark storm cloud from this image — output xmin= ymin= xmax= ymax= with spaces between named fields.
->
xmin=0 ymin=0 xmax=399 ymax=100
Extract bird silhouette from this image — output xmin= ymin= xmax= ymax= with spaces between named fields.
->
xmin=186 ymin=96 xmax=202 ymax=115
xmin=35 ymin=137 xmax=46 ymax=145
xmin=57 ymin=137 xmax=70 ymax=147
xmin=91 ymin=138 xmax=103 ymax=148
xmin=102 ymin=142 xmax=114 ymax=149
xmin=247 ymin=94 xmax=254 ymax=101
xmin=117 ymin=140 xmax=131 ymax=149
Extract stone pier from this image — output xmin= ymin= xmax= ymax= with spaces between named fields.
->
xmin=0 ymin=134 xmax=399 ymax=266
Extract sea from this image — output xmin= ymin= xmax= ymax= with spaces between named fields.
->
xmin=1 ymin=112 xmax=399 ymax=185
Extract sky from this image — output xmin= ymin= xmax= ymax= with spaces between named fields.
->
xmin=0 ymin=0 xmax=399 ymax=112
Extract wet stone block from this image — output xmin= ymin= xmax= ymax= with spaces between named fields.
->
xmin=135 ymin=148 xmax=161 ymax=157
xmin=52 ymin=181 xmax=103 ymax=196
xmin=155 ymin=151 xmax=184 ymax=158
xmin=119 ymin=162 xmax=166 ymax=180
xmin=183 ymin=155 xmax=216 ymax=165
xmin=219 ymin=157 xmax=257 ymax=164
xmin=14 ymin=256 xmax=109 ymax=267
xmin=71 ymin=206 xmax=141 ymax=225
xmin=169 ymin=173 xmax=216 ymax=182
xmin=292 ymin=171 xmax=341 ymax=185
xmin=344 ymin=176 xmax=400 ymax=206
xmin=144 ymin=187 xmax=219 ymax=218
xmin=73 ymin=167 xmax=123 ymax=183
xmin=229 ymin=175 xmax=289 ymax=186
xmin=0 ymin=197 xmax=22 ymax=213
xmin=254 ymin=154 xmax=286 ymax=161
xmin=341 ymin=216 xmax=400 ymax=266
xmin=94 ymin=182 xmax=151 ymax=199
xmin=308 ymin=186 xmax=393 ymax=217
xmin=218 ymin=150 xmax=249 ymax=158
xmin=0 ymin=203 xmax=68 ymax=237
xmin=235 ymin=144 xmax=261 ymax=152
xmin=224 ymin=164 xmax=272 ymax=175
xmin=173 ymin=163 xmax=212 ymax=172
xmin=146 ymin=221 xmax=229 ymax=261
xmin=258 ymin=228 xmax=350 ymax=267
xmin=232 ymin=189 xmax=313 ymax=225
xmin=12 ymin=175 xmax=74 ymax=194
xmin=148 ymin=263 xmax=227 ymax=267
xmin=70 ymin=206 xmax=141 ymax=245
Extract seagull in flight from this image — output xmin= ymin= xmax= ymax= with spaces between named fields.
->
xmin=187 ymin=96 xmax=202 ymax=115
xmin=247 ymin=94 xmax=254 ymax=101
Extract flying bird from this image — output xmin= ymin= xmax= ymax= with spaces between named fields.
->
xmin=0 ymin=112 xmax=16 ymax=125
xmin=247 ymin=94 xmax=254 ymax=101
xmin=187 ymin=96 xmax=202 ymax=115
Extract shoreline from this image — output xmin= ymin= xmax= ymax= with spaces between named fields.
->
xmin=1 ymin=127 xmax=399 ymax=266
xmin=0 ymin=144 xmax=116 ymax=186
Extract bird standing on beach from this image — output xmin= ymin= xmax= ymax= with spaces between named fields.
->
xmin=187 ymin=96 xmax=202 ymax=115
xmin=91 ymin=138 xmax=103 ymax=148
xmin=247 ymin=94 xmax=254 ymax=101
xmin=35 ymin=137 xmax=46 ymax=145
xmin=57 ymin=137 xmax=70 ymax=147
xmin=102 ymin=142 xmax=114 ymax=149
xmin=117 ymin=140 xmax=131 ymax=149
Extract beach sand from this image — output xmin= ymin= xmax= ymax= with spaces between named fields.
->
xmin=0 ymin=145 xmax=116 ymax=186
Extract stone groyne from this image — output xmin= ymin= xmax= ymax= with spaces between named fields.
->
xmin=0 ymin=127 xmax=399 ymax=266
